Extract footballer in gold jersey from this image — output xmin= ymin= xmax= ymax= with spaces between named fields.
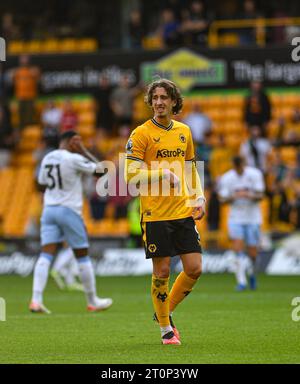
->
xmin=124 ymin=79 xmax=205 ymax=345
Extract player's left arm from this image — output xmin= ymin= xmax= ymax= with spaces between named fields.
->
xmin=72 ymin=153 xmax=103 ymax=177
xmin=185 ymin=129 xmax=206 ymax=220
xmin=247 ymin=170 xmax=265 ymax=201
xmin=36 ymin=182 xmax=47 ymax=192
xmin=70 ymin=137 xmax=105 ymax=177
xmin=246 ymin=190 xmax=264 ymax=201
xmin=36 ymin=160 xmax=48 ymax=192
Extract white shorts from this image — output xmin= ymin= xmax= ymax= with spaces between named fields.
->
xmin=228 ymin=223 xmax=260 ymax=246
xmin=41 ymin=205 xmax=89 ymax=249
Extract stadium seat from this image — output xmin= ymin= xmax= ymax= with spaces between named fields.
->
xmin=8 ymin=40 xmax=25 ymax=54
xmin=218 ymin=204 xmax=230 ymax=246
xmin=0 ymin=168 xmax=15 ymax=218
xmin=224 ymin=95 xmax=244 ymax=108
xmin=260 ymin=198 xmax=270 ymax=231
xmin=78 ymin=125 xmax=95 ymax=138
xmin=96 ymin=219 xmax=115 ymax=236
xmin=79 ymin=111 xmax=95 ymax=125
xmin=219 ymin=33 xmax=239 ymax=47
xmin=279 ymin=147 xmax=298 ymax=166
xmin=223 ymin=121 xmax=246 ymax=135
xmin=113 ymin=219 xmax=130 ymax=236
xmin=205 ymin=108 xmax=223 ymax=122
xmin=280 ymin=107 xmax=293 ymax=120
xmin=26 ymin=40 xmax=42 ymax=53
xmin=225 ymin=135 xmax=242 ymax=150
xmin=267 ymin=120 xmax=280 ymax=139
xmin=22 ymin=125 xmax=42 ymax=140
xmin=42 ymin=39 xmax=60 ymax=53
xmin=3 ymin=168 xmax=34 ymax=236
xmin=74 ymin=99 xmax=95 ymax=112
xmin=59 ymin=39 xmax=77 ymax=52
xmin=208 ymin=96 xmax=224 ymax=108
xmin=77 ymin=39 xmax=98 ymax=52
xmin=17 ymin=138 xmax=39 ymax=152
xmin=270 ymin=94 xmax=283 ymax=107
xmin=225 ymin=107 xmax=243 ymax=121
xmin=209 ymin=147 xmax=233 ymax=180
xmin=282 ymin=94 xmax=299 ymax=107
xmin=142 ymin=35 xmax=163 ymax=49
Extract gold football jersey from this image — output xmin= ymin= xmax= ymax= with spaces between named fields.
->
xmin=125 ymin=118 xmax=199 ymax=222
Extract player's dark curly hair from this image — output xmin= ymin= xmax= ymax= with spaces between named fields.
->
xmin=144 ymin=78 xmax=183 ymax=115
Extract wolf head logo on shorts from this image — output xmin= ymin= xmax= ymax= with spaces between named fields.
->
xmin=148 ymin=244 xmax=157 ymax=253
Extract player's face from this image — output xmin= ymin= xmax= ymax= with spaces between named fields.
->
xmin=151 ymin=87 xmax=175 ymax=119
xmin=69 ymin=135 xmax=82 ymax=153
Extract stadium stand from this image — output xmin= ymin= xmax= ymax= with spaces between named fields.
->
xmin=0 ymin=86 xmax=299 ymax=249
xmin=1 ymin=0 xmax=300 ymax=246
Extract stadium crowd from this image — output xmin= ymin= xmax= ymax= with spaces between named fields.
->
xmin=1 ymin=0 xmax=300 ymax=241
xmin=1 ymin=0 xmax=300 ymax=49
xmin=1 ymin=52 xmax=300 ymax=239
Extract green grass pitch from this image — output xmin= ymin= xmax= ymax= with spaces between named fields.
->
xmin=0 ymin=274 xmax=299 ymax=364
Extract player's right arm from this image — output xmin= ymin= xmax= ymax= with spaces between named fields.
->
xmin=246 ymin=168 xmax=265 ymax=201
xmin=71 ymin=154 xmax=97 ymax=175
xmin=218 ymin=173 xmax=234 ymax=204
xmin=37 ymin=158 xmax=48 ymax=192
xmin=124 ymin=128 xmax=179 ymax=187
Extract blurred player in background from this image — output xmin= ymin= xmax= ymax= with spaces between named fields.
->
xmin=29 ymin=131 xmax=112 ymax=313
xmin=125 ymin=79 xmax=205 ymax=345
xmin=218 ymin=155 xmax=265 ymax=291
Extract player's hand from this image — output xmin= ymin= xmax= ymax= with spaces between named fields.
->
xmin=234 ymin=190 xmax=249 ymax=199
xmin=163 ymin=169 xmax=180 ymax=189
xmin=192 ymin=197 xmax=206 ymax=220
xmin=69 ymin=135 xmax=84 ymax=153
xmin=95 ymin=162 xmax=104 ymax=174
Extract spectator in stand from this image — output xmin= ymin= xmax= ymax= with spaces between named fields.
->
xmin=196 ymin=130 xmax=213 ymax=186
xmin=291 ymin=106 xmax=300 ymax=125
xmin=41 ymin=100 xmax=62 ymax=131
xmin=0 ymin=100 xmax=15 ymax=168
xmin=104 ymin=124 xmax=131 ymax=219
xmin=290 ymin=182 xmax=300 ymax=229
xmin=34 ymin=128 xmax=60 ymax=178
xmin=0 ymin=64 xmax=8 ymax=101
xmin=183 ymin=101 xmax=212 ymax=146
xmin=268 ymin=164 xmax=298 ymax=226
xmin=265 ymin=150 xmax=288 ymax=188
xmin=60 ymin=99 xmax=78 ymax=133
xmin=179 ymin=0 xmax=210 ymax=46
xmin=94 ymin=75 xmax=114 ymax=133
xmin=207 ymin=182 xmax=220 ymax=231
xmin=12 ymin=55 xmax=41 ymax=130
xmin=268 ymin=179 xmax=291 ymax=226
xmin=158 ymin=8 xmax=180 ymax=48
xmin=0 ymin=12 xmax=20 ymax=42
xmin=271 ymin=5 xmax=289 ymax=45
xmin=240 ymin=125 xmax=272 ymax=173
xmin=110 ymin=74 xmax=139 ymax=131
xmin=106 ymin=124 xmax=131 ymax=164
xmin=237 ymin=0 xmax=262 ymax=45
xmin=34 ymin=111 xmax=60 ymax=178
xmin=128 ymin=9 xmax=145 ymax=49
xmin=244 ymin=81 xmax=271 ymax=137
